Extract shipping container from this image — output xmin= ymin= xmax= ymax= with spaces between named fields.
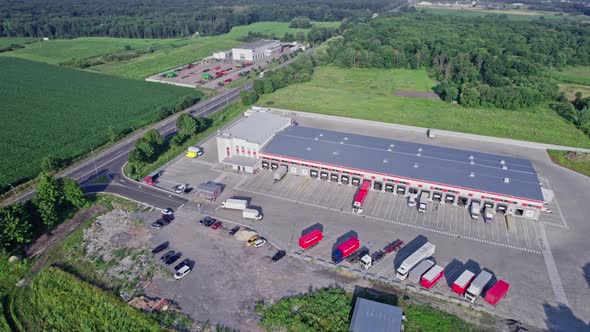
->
xmin=452 ymin=270 xmax=476 ymax=295
xmin=299 ymin=229 xmax=323 ymax=250
xmin=332 ymin=237 xmax=360 ymax=264
xmin=484 ymin=280 xmax=510 ymax=306
xmin=421 ymin=265 xmax=444 ymax=289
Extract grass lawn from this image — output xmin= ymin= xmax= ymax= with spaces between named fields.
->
xmin=0 ymin=21 xmax=340 ymax=79
xmin=547 ymin=150 xmax=590 ymax=177
xmin=555 ymin=66 xmax=590 ymax=86
xmin=559 ymin=83 xmax=590 ymax=100
xmin=417 ymin=6 xmax=585 ymax=21
xmin=259 ymin=66 xmax=590 ymax=148
xmin=0 ymin=37 xmax=38 ymax=48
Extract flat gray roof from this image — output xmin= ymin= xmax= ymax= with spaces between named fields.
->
xmin=262 ymin=126 xmax=544 ymax=202
xmin=349 ymin=298 xmax=402 ymax=332
xmin=234 ymin=39 xmax=279 ymax=50
xmin=221 ymin=111 xmax=291 ymax=145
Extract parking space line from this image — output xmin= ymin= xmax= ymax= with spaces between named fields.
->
xmin=522 ymin=219 xmax=532 ymax=249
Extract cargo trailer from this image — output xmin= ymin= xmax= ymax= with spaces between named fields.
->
xmin=484 ymin=207 xmax=494 ymax=223
xmin=243 ymin=208 xmax=263 ymax=220
xmin=452 ymin=270 xmax=476 ymax=295
xmin=332 ymin=237 xmax=360 ymax=264
xmin=274 ymin=165 xmax=288 ymax=181
xmin=421 ymin=265 xmax=444 ymax=289
xmin=465 ymin=270 xmax=493 ymax=302
xmin=221 ymin=199 xmax=248 ymax=210
xmin=299 ymin=229 xmax=323 ymax=250
xmin=353 ymin=180 xmax=371 ymax=213
xmin=396 ymin=242 xmax=435 ymax=280
xmin=470 ymin=201 xmax=481 ymax=220
xmin=408 ymin=259 xmax=435 ymax=284
xmin=484 ymin=280 xmax=510 ymax=306
xmin=418 ymin=192 xmax=429 ymax=213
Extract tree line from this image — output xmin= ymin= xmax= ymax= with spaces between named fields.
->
xmin=0 ymin=0 xmax=396 ymax=38
xmin=314 ymin=12 xmax=590 ymax=110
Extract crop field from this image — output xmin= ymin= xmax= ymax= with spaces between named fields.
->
xmin=416 ymin=6 xmax=586 ymax=21
xmin=0 ymin=57 xmax=203 ymax=189
xmin=0 ymin=21 xmax=340 ymax=79
xmin=555 ymin=66 xmax=590 ymax=86
xmin=8 ymin=267 xmax=160 ymax=331
xmin=259 ymin=66 xmax=590 ymax=148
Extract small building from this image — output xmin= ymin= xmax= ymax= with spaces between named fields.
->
xmin=195 ymin=181 xmax=224 ymax=201
xmin=213 ymin=50 xmax=231 ymax=60
xmin=232 ymin=39 xmax=281 ymax=62
xmin=349 ymin=298 xmax=403 ymax=332
xmin=216 ymin=110 xmax=291 ymax=173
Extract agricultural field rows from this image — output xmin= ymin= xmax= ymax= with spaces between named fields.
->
xmin=416 ymin=6 xmax=587 ymax=21
xmin=0 ymin=57 xmax=202 ymax=189
xmin=259 ymin=66 xmax=590 ymax=148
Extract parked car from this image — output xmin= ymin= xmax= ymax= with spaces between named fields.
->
xmin=162 ymin=208 xmax=174 ymax=215
xmin=199 ymin=216 xmax=212 ymax=225
xmin=151 ymin=242 xmax=169 ymax=254
xmin=160 ymin=250 xmax=175 ymax=262
xmin=162 ymin=214 xmax=175 ymax=222
xmin=229 ymin=226 xmax=240 ymax=236
xmin=174 ymin=265 xmax=192 ymax=280
xmin=247 ymin=235 xmax=259 ymax=246
xmin=204 ymin=218 xmax=217 ymax=227
xmin=253 ymin=238 xmax=267 ymax=248
xmin=211 ymin=221 xmax=222 ymax=230
xmin=173 ymin=184 xmax=186 ymax=194
xmin=166 ymin=252 xmax=182 ymax=266
xmin=174 ymin=258 xmax=191 ymax=271
xmin=150 ymin=221 xmax=164 ymax=229
xmin=158 ymin=218 xmax=171 ymax=226
xmin=272 ymin=250 xmax=286 ymax=262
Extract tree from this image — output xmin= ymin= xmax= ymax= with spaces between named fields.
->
xmin=36 ymin=173 xmax=62 ymax=229
xmin=0 ymin=203 xmax=32 ymax=250
xmin=61 ymin=178 xmax=86 ymax=209
xmin=240 ymin=90 xmax=259 ymax=106
xmin=459 ymin=87 xmax=480 ymax=107
xmin=262 ymin=79 xmax=275 ymax=94
xmin=177 ymin=113 xmax=197 ymax=137
xmin=289 ymin=16 xmax=312 ymax=29
xmin=143 ymin=129 xmax=164 ymax=147
xmin=41 ymin=155 xmax=61 ymax=173
xmin=253 ymin=79 xmax=265 ymax=95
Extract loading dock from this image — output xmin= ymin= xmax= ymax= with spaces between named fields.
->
xmin=320 ymin=171 xmax=329 ymax=180
xmin=262 ymin=161 xmax=269 ymax=169
xmin=484 ymin=201 xmax=494 ymax=209
xmin=271 ymin=162 xmax=278 ymax=169
xmin=373 ymin=181 xmax=382 ymax=191
xmin=432 ymin=192 xmax=442 ymax=202
xmin=497 ymin=204 xmax=508 ymax=213
xmin=310 ymin=169 xmax=318 ymax=178
xmin=458 ymin=197 xmax=468 ymax=206
xmin=385 ymin=184 xmax=394 ymax=192
xmin=396 ymin=186 xmax=406 ymax=194
xmin=330 ymin=173 xmax=339 ymax=182
xmin=341 ymin=175 xmax=350 ymax=184
xmin=445 ymin=194 xmax=455 ymax=203
xmin=409 ymin=187 xmax=419 ymax=194
xmin=352 ymin=177 xmax=361 ymax=186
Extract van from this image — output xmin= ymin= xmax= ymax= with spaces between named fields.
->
xmin=174 ymin=265 xmax=191 ymax=280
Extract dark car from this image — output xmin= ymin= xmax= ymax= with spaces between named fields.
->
xmin=165 ymin=252 xmax=182 ymax=266
xmin=151 ymin=242 xmax=169 ymax=254
xmin=150 ymin=221 xmax=164 ymax=229
xmin=204 ymin=217 xmax=217 ymax=227
xmin=162 ymin=214 xmax=175 ymax=222
xmin=272 ymin=250 xmax=286 ymax=262
xmin=174 ymin=258 xmax=192 ymax=271
xmin=159 ymin=218 xmax=171 ymax=226
xmin=160 ymin=250 xmax=175 ymax=262
xmin=228 ymin=226 xmax=240 ymax=236
xmin=199 ymin=216 xmax=213 ymax=225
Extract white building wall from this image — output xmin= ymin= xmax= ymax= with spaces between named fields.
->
xmin=216 ymin=136 xmax=262 ymax=161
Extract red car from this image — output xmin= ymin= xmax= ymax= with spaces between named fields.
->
xmin=214 ymin=65 xmax=221 ymax=70
xmin=211 ymin=221 xmax=222 ymax=230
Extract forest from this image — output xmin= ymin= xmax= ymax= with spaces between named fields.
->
xmin=0 ymin=0 xmax=399 ymax=38
xmin=316 ymin=12 xmax=590 ymax=111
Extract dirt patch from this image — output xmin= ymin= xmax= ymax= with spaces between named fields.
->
xmin=395 ymin=90 xmax=439 ymax=99
xmin=565 ymin=151 xmax=590 ymax=162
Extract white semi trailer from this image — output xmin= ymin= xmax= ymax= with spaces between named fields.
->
xmin=221 ymin=199 xmax=248 ymax=210
xmin=396 ymin=242 xmax=435 ymax=280
xmin=465 ymin=270 xmax=493 ymax=303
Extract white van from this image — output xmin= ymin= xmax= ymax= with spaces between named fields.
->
xmin=174 ymin=265 xmax=191 ymax=280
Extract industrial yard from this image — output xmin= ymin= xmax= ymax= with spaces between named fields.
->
xmin=144 ymin=107 xmax=590 ymax=331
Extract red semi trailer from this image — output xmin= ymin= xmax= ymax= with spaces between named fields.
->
xmin=421 ymin=265 xmax=444 ymax=289
xmin=332 ymin=237 xmax=360 ymax=264
xmin=452 ymin=270 xmax=476 ymax=295
xmin=299 ymin=229 xmax=323 ymax=250
xmin=484 ymin=280 xmax=510 ymax=306
xmin=352 ymin=180 xmax=371 ymax=213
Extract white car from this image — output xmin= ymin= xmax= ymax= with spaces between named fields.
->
xmin=162 ymin=208 xmax=174 ymax=215
xmin=174 ymin=184 xmax=186 ymax=194
xmin=541 ymin=207 xmax=553 ymax=214
xmin=174 ymin=265 xmax=191 ymax=280
xmin=253 ymin=238 xmax=267 ymax=248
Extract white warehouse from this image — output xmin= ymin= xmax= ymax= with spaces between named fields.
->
xmin=231 ymin=39 xmax=281 ymax=62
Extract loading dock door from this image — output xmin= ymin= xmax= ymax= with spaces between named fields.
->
xmin=352 ymin=178 xmax=361 ymax=186
xmin=496 ymin=205 xmax=507 ymax=213
xmin=330 ymin=173 xmax=339 ymax=182
xmin=484 ymin=201 xmax=494 ymax=208
xmin=320 ymin=171 xmax=329 ymax=180
xmin=310 ymin=170 xmax=318 ymax=178
xmin=262 ymin=161 xmax=269 ymax=169
xmin=373 ymin=181 xmax=382 ymax=191
xmin=396 ymin=186 xmax=406 ymax=194
xmin=409 ymin=187 xmax=419 ymax=194
xmin=458 ymin=197 xmax=468 ymax=206
xmin=432 ymin=192 xmax=442 ymax=201
xmin=445 ymin=194 xmax=455 ymax=202
xmin=271 ymin=163 xmax=278 ymax=170
xmin=341 ymin=175 xmax=349 ymax=184
xmin=385 ymin=184 xmax=394 ymax=192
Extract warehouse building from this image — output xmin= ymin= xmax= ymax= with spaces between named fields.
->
xmin=231 ymin=39 xmax=281 ymax=62
xmin=349 ymin=298 xmax=403 ymax=332
xmin=216 ymin=110 xmax=545 ymax=220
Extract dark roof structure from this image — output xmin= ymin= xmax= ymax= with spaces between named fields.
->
xmin=262 ymin=126 xmax=543 ymax=201
xmin=349 ymin=298 xmax=402 ymax=332
xmin=235 ymin=39 xmax=279 ymax=50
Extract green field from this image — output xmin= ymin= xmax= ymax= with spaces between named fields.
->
xmin=0 ymin=37 xmax=37 ymax=48
xmin=547 ymin=150 xmax=590 ymax=177
xmin=0 ymin=57 xmax=202 ymax=189
xmin=559 ymin=83 xmax=590 ymax=99
xmin=417 ymin=6 xmax=585 ymax=21
xmin=555 ymin=66 xmax=590 ymax=86
xmin=259 ymin=66 xmax=590 ymax=148
xmin=0 ymin=21 xmax=340 ymax=79
xmin=8 ymin=267 xmax=160 ymax=331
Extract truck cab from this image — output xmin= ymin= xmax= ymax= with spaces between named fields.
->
xmin=418 ymin=192 xmax=429 ymax=213
xmin=484 ymin=207 xmax=494 ymax=223
xmin=408 ymin=193 xmax=418 ymax=208
xmin=470 ymin=201 xmax=481 ymax=220
xmin=360 ymin=255 xmax=372 ymax=270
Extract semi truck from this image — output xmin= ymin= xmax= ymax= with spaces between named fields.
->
xmin=274 ymin=165 xmax=288 ymax=181
xmin=242 ymin=208 xmax=263 ymax=220
xmin=143 ymin=170 xmax=161 ymax=186
xmin=470 ymin=201 xmax=481 ymax=220
xmin=465 ymin=270 xmax=493 ymax=302
xmin=361 ymin=241 xmax=403 ymax=270
xmin=484 ymin=280 xmax=510 ymax=306
xmin=484 ymin=207 xmax=494 ymax=223
xmin=332 ymin=237 xmax=360 ymax=264
xmin=221 ymin=199 xmax=248 ymax=210
xmin=353 ymin=181 xmax=371 ymax=213
xmin=347 ymin=247 xmax=369 ymax=264
xmin=408 ymin=193 xmax=418 ymax=207
xmin=299 ymin=229 xmax=323 ymax=250
xmin=408 ymin=259 xmax=435 ymax=284
xmin=396 ymin=242 xmax=435 ymax=280
xmin=421 ymin=264 xmax=445 ymax=289
xmin=418 ymin=192 xmax=429 ymax=213
xmin=452 ymin=270 xmax=476 ymax=295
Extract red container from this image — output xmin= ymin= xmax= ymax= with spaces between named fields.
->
xmin=353 ymin=180 xmax=371 ymax=209
xmin=333 ymin=237 xmax=360 ymax=263
xmin=452 ymin=270 xmax=476 ymax=295
xmin=484 ymin=280 xmax=510 ymax=306
xmin=421 ymin=265 xmax=444 ymax=289
xmin=299 ymin=229 xmax=323 ymax=250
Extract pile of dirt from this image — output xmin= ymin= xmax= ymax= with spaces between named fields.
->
xmin=565 ymin=151 xmax=590 ymax=162
xmin=83 ymin=210 xmax=156 ymax=283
